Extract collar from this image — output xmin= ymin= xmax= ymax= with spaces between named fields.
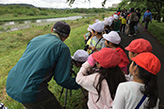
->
xmin=51 ymin=33 xmax=62 ymax=41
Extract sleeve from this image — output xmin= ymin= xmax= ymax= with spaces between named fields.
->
xmin=53 ymin=46 xmax=80 ymax=90
xmin=76 ymin=61 xmax=99 ymax=94
xmin=113 ymin=83 xmax=126 ymax=109
xmin=150 ymin=12 xmax=152 ymax=20
xmin=87 ymin=55 xmax=96 ymax=67
xmin=143 ymin=12 xmax=146 ymax=20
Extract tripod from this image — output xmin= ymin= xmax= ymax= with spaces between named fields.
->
xmin=59 ymin=69 xmax=87 ymax=109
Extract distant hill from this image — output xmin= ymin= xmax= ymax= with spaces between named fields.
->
xmin=0 ymin=3 xmax=36 ymax=7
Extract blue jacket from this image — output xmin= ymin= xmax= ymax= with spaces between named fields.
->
xmin=143 ymin=11 xmax=152 ymax=20
xmin=6 ymin=34 xmax=80 ymax=103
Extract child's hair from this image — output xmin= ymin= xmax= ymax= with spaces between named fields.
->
xmin=106 ymin=41 xmax=125 ymax=51
xmin=92 ymin=66 xmax=126 ymax=101
xmin=72 ymin=59 xmax=84 ymax=65
xmin=92 ymin=29 xmax=102 ymax=35
xmin=136 ymin=63 xmax=158 ymax=109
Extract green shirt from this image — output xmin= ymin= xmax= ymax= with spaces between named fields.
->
xmin=6 ymin=34 xmax=80 ymax=103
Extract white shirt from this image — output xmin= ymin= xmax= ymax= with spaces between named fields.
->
xmin=113 ymin=81 xmax=159 ymax=109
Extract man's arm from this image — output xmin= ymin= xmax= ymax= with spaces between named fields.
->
xmin=53 ymin=46 xmax=80 ymax=90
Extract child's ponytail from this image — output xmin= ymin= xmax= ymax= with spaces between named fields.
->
xmin=138 ymin=66 xmax=158 ymax=109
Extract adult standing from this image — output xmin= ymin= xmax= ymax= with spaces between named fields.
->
xmin=6 ymin=21 xmax=80 ymax=109
xmin=142 ymin=8 xmax=152 ymax=31
xmin=128 ymin=8 xmax=138 ymax=37
xmin=117 ymin=8 xmax=121 ymax=13
xmin=135 ymin=8 xmax=141 ymax=33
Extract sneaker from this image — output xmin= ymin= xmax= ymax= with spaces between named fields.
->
xmin=128 ymin=34 xmax=133 ymax=37
xmin=0 ymin=103 xmax=8 ymax=109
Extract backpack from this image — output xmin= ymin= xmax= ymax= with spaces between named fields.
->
xmin=133 ymin=14 xmax=139 ymax=22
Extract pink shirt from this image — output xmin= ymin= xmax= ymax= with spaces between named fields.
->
xmin=76 ymin=62 xmax=113 ymax=109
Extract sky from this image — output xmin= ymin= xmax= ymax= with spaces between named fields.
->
xmin=0 ymin=0 xmax=122 ymax=8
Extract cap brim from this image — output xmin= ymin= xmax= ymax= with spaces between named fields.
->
xmin=71 ymin=56 xmax=75 ymax=60
xmin=103 ymin=34 xmax=109 ymax=41
xmin=125 ymin=46 xmax=131 ymax=51
xmin=89 ymin=25 xmax=94 ymax=30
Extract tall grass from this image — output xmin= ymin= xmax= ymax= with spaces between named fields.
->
xmin=148 ymin=20 xmax=164 ymax=45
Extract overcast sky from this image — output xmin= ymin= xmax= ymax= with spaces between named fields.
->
xmin=0 ymin=0 xmax=122 ymax=8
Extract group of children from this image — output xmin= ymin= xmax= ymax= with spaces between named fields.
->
xmin=72 ymin=17 xmax=161 ymax=108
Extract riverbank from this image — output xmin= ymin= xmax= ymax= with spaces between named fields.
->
xmin=0 ymin=13 xmax=83 ymax=22
xmin=0 ymin=15 xmax=86 ymax=33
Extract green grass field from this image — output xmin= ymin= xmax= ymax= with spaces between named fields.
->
xmin=0 ymin=13 xmax=164 ymax=109
xmin=0 ymin=15 xmax=101 ymax=109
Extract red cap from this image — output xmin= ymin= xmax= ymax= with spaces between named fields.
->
xmin=131 ymin=52 xmax=161 ymax=75
xmin=125 ymin=38 xmax=152 ymax=53
xmin=92 ymin=48 xmax=121 ymax=68
xmin=117 ymin=12 xmax=121 ymax=15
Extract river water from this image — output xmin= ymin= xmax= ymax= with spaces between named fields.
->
xmin=0 ymin=16 xmax=83 ymax=33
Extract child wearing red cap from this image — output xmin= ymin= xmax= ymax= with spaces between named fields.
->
xmin=125 ymin=38 xmax=152 ymax=60
xmin=103 ymin=31 xmax=130 ymax=74
xmin=113 ymin=52 xmax=161 ymax=109
xmin=76 ymin=48 xmax=126 ymax=109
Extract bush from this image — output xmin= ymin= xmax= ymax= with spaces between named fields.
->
xmin=39 ymin=12 xmax=48 ymax=16
xmin=13 ymin=14 xmax=18 ymax=17
xmin=17 ymin=33 xmax=23 ymax=36
xmin=26 ymin=12 xmax=36 ymax=16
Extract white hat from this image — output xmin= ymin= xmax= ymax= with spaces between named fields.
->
xmin=89 ymin=21 xmax=105 ymax=32
xmin=87 ymin=25 xmax=92 ymax=32
xmin=104 ymin=18 xmax=109 ymax=26
xmin=104 ymin=17 xmax=114 ymax=26
xmin=103 ymin=31 xmax=121 ymax=44
xmin=95 ymin=19 xmax=100 ymax=23
xmin=113 ymin=14 xmax=119 ymax=20
xmin=72 ymin=50 xmax=89 ymax=62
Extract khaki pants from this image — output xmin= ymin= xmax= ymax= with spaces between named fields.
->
xmin=23 ymin=91 xmax=62 ymax=109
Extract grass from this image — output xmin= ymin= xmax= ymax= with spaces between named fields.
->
xmin=0 ymin=15 xmax=99 ymax=109
xmin=139 ymin=18 xmax=164 ymax=45
xmin=148 ymin=20 xmax=164 ymax=45
xmin=0 ymin=12 xmax=164 ymax=108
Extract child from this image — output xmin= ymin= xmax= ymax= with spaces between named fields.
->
xmin=76 ymin=48 xmax=126 ymax=109
xmin=104 ymin=17 xmax=114 ymax=34
xmin=87 ymin=21 xmax=106 ymax=54
xmin=113 ymin=52 xmax=161 ymax=109
xmin=103 ymin=31 xmax=130 ymax=74
xmin=119 ymin=15 xmax=126 ymax=34
xmin=83 ymin=26 xmax=92 ymax=44
xmin=113 ymin=14 xmax=121 ymax=32
xmin=125 ymin=38 xmax=152 ymax=60
xmin=72 ymin=49 xmax=89 ymax=68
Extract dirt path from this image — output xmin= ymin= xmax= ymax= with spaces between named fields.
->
xmin=120 ymin=23 xmax=164 ymax=108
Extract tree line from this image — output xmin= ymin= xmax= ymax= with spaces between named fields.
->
xmin=0 ymin=4 xmax=116 ymax=17
xmin=67 ymin=0 xmax=164 ymax=22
